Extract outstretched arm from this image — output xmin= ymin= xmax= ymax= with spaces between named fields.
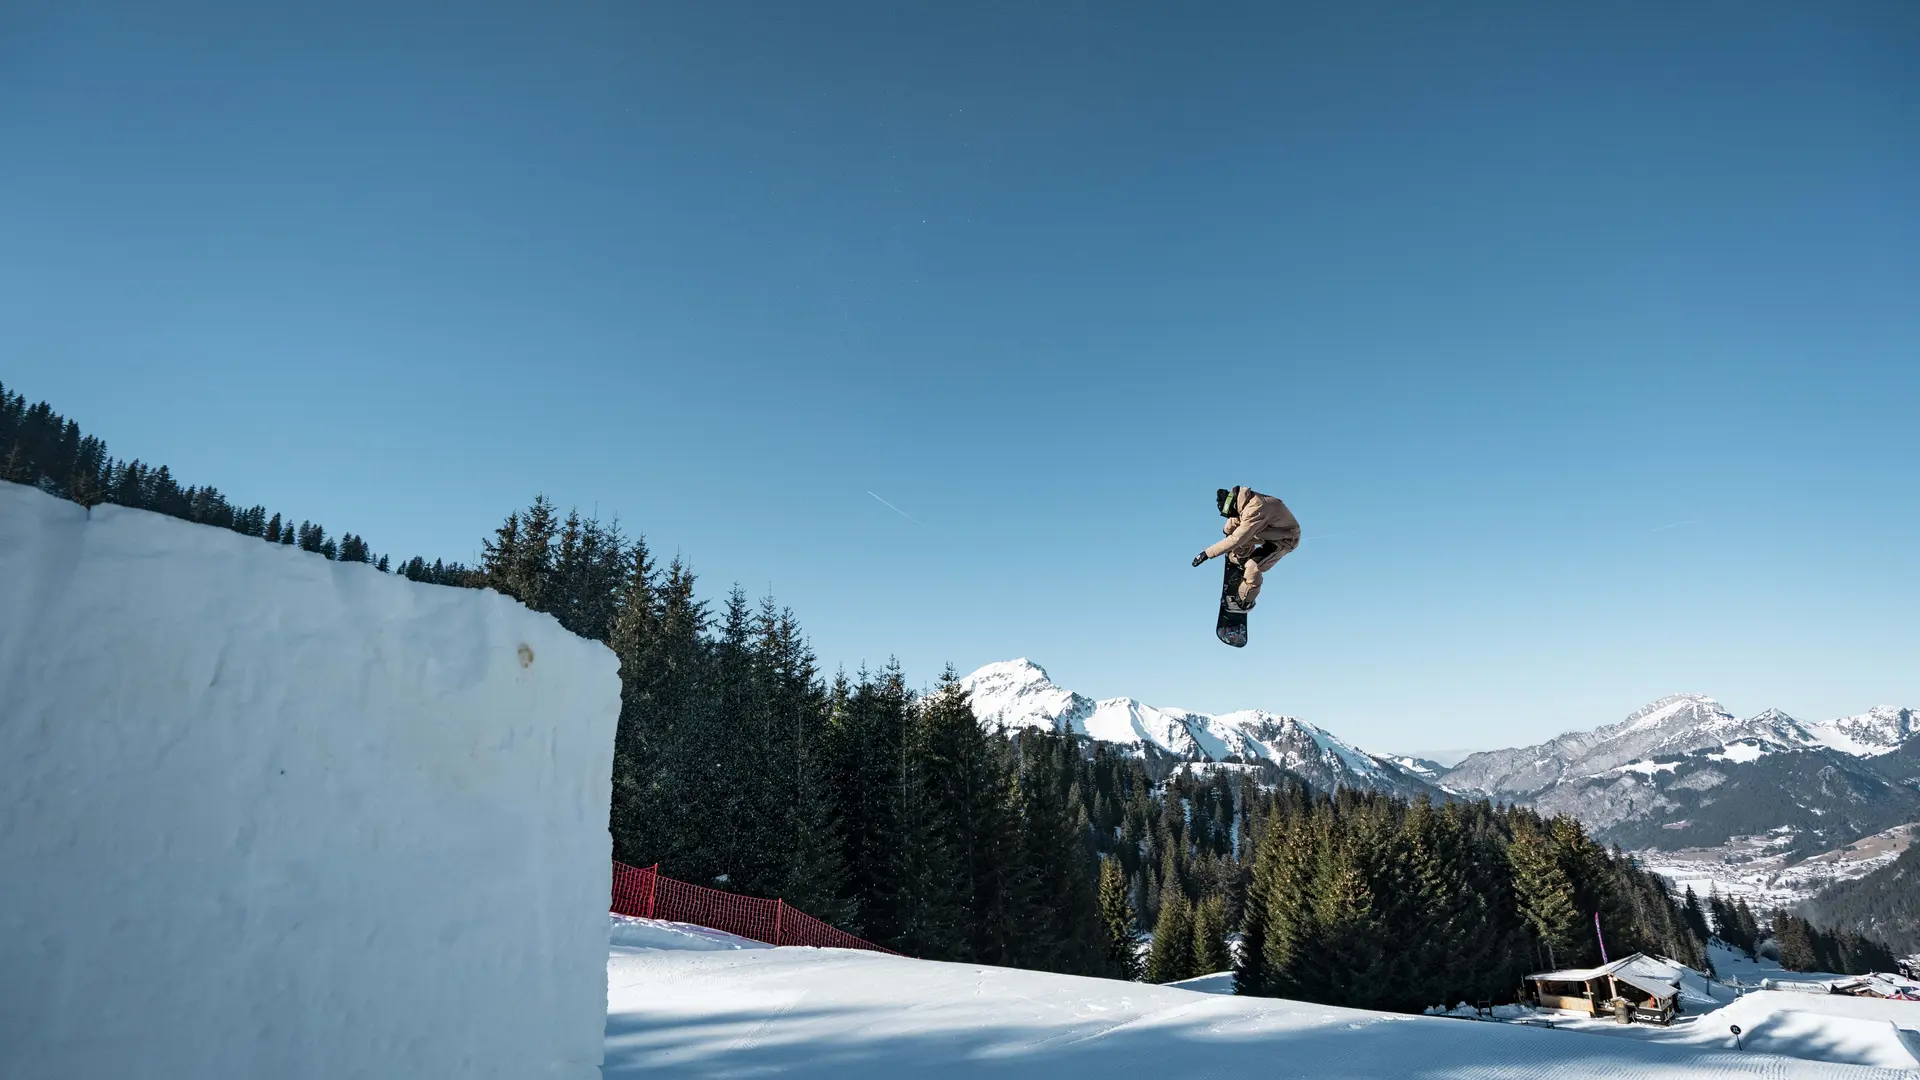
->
xmin=1201 ymin=517 xmax=1259 ymax=561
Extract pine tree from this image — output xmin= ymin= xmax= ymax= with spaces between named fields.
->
xmin=1147 ymin=889 xmax=1196 ymax=984
xmin=1098 ymin=856 xmax=1143 ymax=980
xmin=1772 ymin=908 xmax=1817 ymax=971
xmin=908 ymin=668 xmax=1015 ymax=963
xmin=1731 ymin=897 xmax=1761 ymax=958
xmin=1682 ymin=887 xmax=1712 ymax=957
xmin=1239 ymin=797 xmax=1326 ymax=999
xmin=1507 ymin=818 xmax=1583 ymax=970
xmin=1304 ymin=799 xmax=1393 ymax=1009
xmin=338 ymin=533 xmax=370 ymax=563
xmin=606 ymin=538 xmax=663 ymax=866
xmin=1004 ymin=731 xmax=1105 ymax=975
xmin=824 ymin=664 xmax=912 ymax=942
xmin=1192 ymin=894 xmax=1230 ymax=976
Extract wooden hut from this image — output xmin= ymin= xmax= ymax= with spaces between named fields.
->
xmin=1524 ymin=953 xmax=1680 ymax=1025
xmin=1830 ymin=975 xmax=1920 ymax=1000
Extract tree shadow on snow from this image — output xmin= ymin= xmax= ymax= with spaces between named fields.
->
xmin=604 ymin=995 xmax=1912 ymax=1079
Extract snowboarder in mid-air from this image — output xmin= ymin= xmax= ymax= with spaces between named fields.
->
xmin=1192 ymin=486 xmax=1299 ymax=647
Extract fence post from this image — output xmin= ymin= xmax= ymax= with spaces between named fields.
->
xmin=645 ymin=863 xmax=659 ymax=920
xmin=774 ymin=899 xmax=785 ymax=946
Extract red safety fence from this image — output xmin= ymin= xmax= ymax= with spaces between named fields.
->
xmin=611 ymin=860 xmax=898 ymax=955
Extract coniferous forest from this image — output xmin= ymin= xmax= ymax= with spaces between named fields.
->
xmin=5 ymin=380 xmax=1902 ymax=1005
xmin=1800 ymin=838 xmax=1920 ymax=959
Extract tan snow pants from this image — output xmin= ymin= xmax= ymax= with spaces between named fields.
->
xmin=1229 ymin=528 xmax=1299 ymax=606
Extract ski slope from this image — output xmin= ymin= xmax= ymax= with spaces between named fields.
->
xmin=606 ymin=921 xmax=1920 ymax=1078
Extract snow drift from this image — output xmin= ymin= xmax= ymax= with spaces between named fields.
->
xmin=0 ymin=482 xmax=621 ymax=1079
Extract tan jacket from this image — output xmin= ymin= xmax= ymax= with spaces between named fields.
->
xmin=1204 ymin=487 xmax=1300 ymax=560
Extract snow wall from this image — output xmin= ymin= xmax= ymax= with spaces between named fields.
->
xmin=0 ymin=482 xmax=620 ymax=1079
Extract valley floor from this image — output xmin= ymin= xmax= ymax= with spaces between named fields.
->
xmin=605 ymin=921 xmax=1918 ymax=1079
xmin=1639 ymin=823 xmax=1919 ymax=913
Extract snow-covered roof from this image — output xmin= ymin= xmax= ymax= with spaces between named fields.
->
xmin=1527 ymin=953 xmax=1680 ymax=1000
xmin=1829 ymin=973 xmax=1920 ymax=998
xmin=1614 ymin=969 xmax=1682 ymax=1001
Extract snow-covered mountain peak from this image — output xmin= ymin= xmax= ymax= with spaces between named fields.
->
xmin=960 ymin=658 xmax=1091 ymax=736
xmin=1622 ymin=693 xmax=1731 ymax=733
xmin=1812 ymin=705 xmax=1915 ymax=757
xmin=968 ymin=657 xmax=1053 ymax=690
xmin=1446 ymin=693 xmax=1825 ymax=796
xmin=955 ymin=661 xmax=1430 ymax=798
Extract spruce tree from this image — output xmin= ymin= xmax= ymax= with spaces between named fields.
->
xmin=906 ymin=668 xmax=1016 ymax=963
xmin=1304 ymin=800 xmax=1392 ymax=1009
xmin=1192 ymin=894 xmax=1230 ymax=976
xmin=1772 ymin=909 xmax=1816 ymax=971
xmin=1147 ymin=889 xmax=1196 ymax=984
xmin=1682 ymin=887 xmax=1712 ymax=955
xmin=1731 ymin=898 xmax=1761 ymax=958
xmin=1241 ymin=799 xmax=1327 ymax=1000
xmin=1003 ymin=731 xmax=1105 ymax=974
xmin=1507 ymin=819 xmax=1583 ymax=970
xmin=824 ymin=664 xmax=913 ymax=942
xmin=1098 ymin=856 xmax=1143 ymax=980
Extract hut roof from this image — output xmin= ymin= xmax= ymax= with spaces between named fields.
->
xmin=1526 ymin=953 xmax=1680 ymax=1001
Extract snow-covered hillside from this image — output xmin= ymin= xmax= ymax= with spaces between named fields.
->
xmin=607 ymin=918 xmax=1920 ymax=1078
xmin=1815 ymin=706 xmax=1917 ymax=757
xmin=960 ymin=659 xmax=1434 ymax=797
xmin=0 ymin=482 xmax=621 ymax=1080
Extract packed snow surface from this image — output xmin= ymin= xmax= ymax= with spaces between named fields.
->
xmin=1546 ymin=990 xmax=1920 ymax=1071
xmin=609 ymin=913 xmax=772 ymax=952
xmin=607 ymin=920 xmax=1917 ymax=1078
xmin=0 ymin=482 xmax=621 ymax=1080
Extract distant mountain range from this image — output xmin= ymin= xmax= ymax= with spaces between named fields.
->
xmin=958 ymin=661 xmax=1919 ymax=862
xmin=1445 ymin=695 xmax=1913 ymax=795
xmin=1443 ymin=695 xmax=1919 ymax=855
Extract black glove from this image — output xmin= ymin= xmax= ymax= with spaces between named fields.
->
xmin=1192 ymin=552 xmax=1208 ymax=567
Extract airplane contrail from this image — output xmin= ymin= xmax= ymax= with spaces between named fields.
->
xmin=867 ymin=491 xmax=938 ymax=533
xmin=1649 ymin=518 xmax=1699 ymax=533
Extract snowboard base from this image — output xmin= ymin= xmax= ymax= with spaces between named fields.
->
xmin=1216 ymin=558 xmax=1248 ymax=648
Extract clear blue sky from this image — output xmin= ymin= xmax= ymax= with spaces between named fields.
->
xmin=5 ymin=3 xmax=1916 ymax=755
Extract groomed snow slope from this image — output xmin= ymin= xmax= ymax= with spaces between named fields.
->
xmin=0 ymin=482 xmax=621 ymax=1080
xmin=606 ymin=925 xmax=1916 ymax=1079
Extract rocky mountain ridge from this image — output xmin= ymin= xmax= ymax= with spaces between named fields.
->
xmin=958 ymin=660 xmax=1918 ymax=864
xmin=958 ymin=659 xmax=1440 ymax=799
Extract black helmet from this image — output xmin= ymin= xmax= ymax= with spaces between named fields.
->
xmin=1217 ymin=488 xmax=1236 ymax=517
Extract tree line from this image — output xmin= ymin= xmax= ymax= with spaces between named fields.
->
xmin=8 ymin=380 xmax=1901 ymax=1003
xmin=2 ymin=380 xmax=419 ymax=574
xmin=1799 ymin=836 xmax=1920 ymax=960
xmin=1706 ymin=884 xmax=1898 ymax=975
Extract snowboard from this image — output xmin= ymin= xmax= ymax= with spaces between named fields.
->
xmin=1216 ymin=558 xmax=1249 ymax=648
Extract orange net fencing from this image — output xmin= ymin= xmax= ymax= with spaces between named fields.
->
xmin=610 ymin=861 xmax=898 ymax=955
